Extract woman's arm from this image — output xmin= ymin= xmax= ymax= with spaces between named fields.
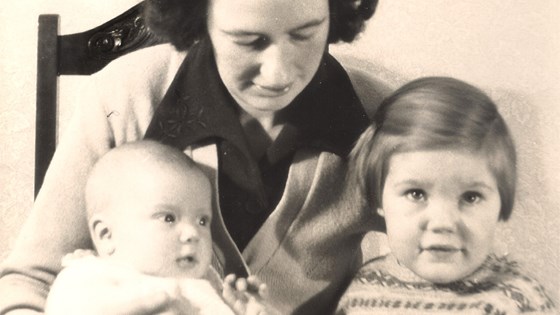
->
xmin=0 ymin=43 xmax=185 ymax=314
xmin=0 ymin=68 xmax=116 ymax=314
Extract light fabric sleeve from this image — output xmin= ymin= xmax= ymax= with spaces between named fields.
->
xmin=0 ymin=44 xmax=185 ymax=314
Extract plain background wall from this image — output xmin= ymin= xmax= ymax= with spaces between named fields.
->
xmin=1 ymin=0 xmax=559 ymax=305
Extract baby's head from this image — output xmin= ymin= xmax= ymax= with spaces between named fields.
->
xmin=351 ymin=77 xmax=516 ymax=283
xmin=85 ymin=140 xmax=213 ymax=279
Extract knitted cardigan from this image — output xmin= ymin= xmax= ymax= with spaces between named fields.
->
xmin=336 ymin=254 xmax=557 ymax=315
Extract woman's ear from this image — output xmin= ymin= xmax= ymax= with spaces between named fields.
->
xmin=90 ymin=214 xmax=115 ymax=256
xmin=376 ymin=208 xmax=385 ymax=217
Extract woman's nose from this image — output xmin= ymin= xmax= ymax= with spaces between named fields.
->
xmin=424 ymin=200 xmax=460 ymax=233
xmin=259 ymin=44 xmax=293 ymax=87
xmin=179 ymin=224 xmax=199 ymax=243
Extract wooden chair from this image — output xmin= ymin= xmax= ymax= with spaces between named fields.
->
xmin=35 ymin=1 xmax=166 ymax=196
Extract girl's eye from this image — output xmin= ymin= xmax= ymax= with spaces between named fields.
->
xmin=405 ymin=189 xmax=426 ymax=202
xmin=462 ymin=191 xmax=482 ymax=204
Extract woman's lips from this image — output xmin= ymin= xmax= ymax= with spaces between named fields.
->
xmin=253 ymin=82 xmax=292 ymax=96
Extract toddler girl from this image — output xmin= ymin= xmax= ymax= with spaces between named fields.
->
xmin=337 ymin=77 xmax=556 ymax=314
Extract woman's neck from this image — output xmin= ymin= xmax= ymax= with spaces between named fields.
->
xmin=239 ymin=110 xmax=284 ymax=159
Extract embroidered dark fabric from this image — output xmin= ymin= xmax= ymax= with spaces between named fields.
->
xmin=145 ymin=36 xmax=369 ymax=251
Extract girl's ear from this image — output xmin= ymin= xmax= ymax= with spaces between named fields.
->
xmin=376 ymin=208 xmax=385 ymax=217
xmin=90 ymin=214 xmax=115 ymax=256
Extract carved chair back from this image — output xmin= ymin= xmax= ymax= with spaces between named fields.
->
xmin=35 ymin=1 xmax=166 ymax=196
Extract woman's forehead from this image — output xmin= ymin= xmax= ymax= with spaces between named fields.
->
xmin=208 ymin=0 xmax=329 ymax=31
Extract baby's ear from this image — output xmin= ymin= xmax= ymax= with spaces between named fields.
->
xmin=90 ymin=214 xmax=115 ymax=256
xmin=376 ymin=208 xmax=385 ymax=217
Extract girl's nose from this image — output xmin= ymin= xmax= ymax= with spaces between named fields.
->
xmin=259 ymin=44 xmax=293 ymax=87
xmin=179 ymin=224 xmax=199 ymax=243
xmin=425 ymin=200 xmax=460 ymax=233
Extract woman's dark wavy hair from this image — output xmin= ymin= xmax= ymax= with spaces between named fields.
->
xmin=143 ymin=0 xmax=378 ymax=51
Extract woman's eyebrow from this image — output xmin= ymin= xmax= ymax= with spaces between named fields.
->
xmin=291 ymin=17 xmax=328 ymax=32
xmin=222 ymin=30 xmax=261 ymax=37
xmin=222 ymin=17 xmax=328 ymax=37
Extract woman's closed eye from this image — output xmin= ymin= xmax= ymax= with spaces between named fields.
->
xmin=234 ymin=35 xmax=269 ymax=49
xmin=290 ymin=31 xmax=314 ymax=42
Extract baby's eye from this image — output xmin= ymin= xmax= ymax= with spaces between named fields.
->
xmin=198 ymin=215 xmax=210 ymax=227
xmin=164 ymin=214 xmax=176 ymax=223
xmin=157 ymin=213 xmax=176 ymax=224
xmin=462 ymin=191 xmax=482 ymax=204
xmin=405 ymin=189 xmax=426 ymax=202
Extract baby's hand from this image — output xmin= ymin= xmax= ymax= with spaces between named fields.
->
xmin=223 ymin=274 xmax=268 ymax=315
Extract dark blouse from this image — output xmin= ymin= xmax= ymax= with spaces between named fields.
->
xmin=145 ymin=37 xmax=370 ymax=250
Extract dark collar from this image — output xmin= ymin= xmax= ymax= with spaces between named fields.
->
xmin=144 ymin=37 xmax=369 ymax=160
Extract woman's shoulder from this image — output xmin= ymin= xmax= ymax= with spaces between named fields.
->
xmin=333 ymin=53 xmax=397 ymax=119
xmin=89 ymin=43 xmax=187 ymax=98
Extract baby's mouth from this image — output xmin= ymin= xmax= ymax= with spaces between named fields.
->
xmin=177 ymin=255 xmax=197 ymax=268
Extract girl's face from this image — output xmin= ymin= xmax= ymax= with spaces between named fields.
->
xmin=380 ymin=149 xmax=501 ymax=283
xmin=207 ymin=0 xmax=330 ymax=118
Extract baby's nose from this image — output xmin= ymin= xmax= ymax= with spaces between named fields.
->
xmin=179 ymin=224 xmax=199 ymax=243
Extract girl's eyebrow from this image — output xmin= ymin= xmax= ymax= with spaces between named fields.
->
xmin=464 ymin=181 xmax=496 ymax=192
xmin=222 ymin=17 xmax=328 ymax=37
xmin=393 ymin=179 xmax=426 ymax=187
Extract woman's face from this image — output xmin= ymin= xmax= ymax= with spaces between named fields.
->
xmin=207 ymin=0 xmax=330 ymax=118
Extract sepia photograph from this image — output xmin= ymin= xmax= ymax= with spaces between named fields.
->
xmin=1 ymin=0 xmax=558 ymax=313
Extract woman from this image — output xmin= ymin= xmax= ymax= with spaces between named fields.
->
xmin=0 ymin=0 xmax=384 ymax=313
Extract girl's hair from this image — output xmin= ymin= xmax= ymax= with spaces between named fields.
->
xmin=143 ymin=0 xmax=378 ymax=51
xmin=350 ymin=77 xmax=517 ymax=221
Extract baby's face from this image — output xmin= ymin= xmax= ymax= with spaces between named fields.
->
xmin=107 ymin=166 xmax=213 ymax=279
xmin=380 ymin=149 xmax=501 ymax=283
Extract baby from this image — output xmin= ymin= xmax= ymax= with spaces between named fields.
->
xmin=337 ymin=77 xmax=556 ymax=314
xmin=46 ymin=140 xmax=267 ymax=314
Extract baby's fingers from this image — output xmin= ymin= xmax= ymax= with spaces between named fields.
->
xmin=246 ymin=276 xmax=268 ymax=298
xmin=224 ymin=273 xmax=237 ymax=287
xmin=235 ymin=277 xmax=248 ymax=292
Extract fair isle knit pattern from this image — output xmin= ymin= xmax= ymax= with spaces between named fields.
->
xmin=336 ymin=254 xmax=556 ymax=315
